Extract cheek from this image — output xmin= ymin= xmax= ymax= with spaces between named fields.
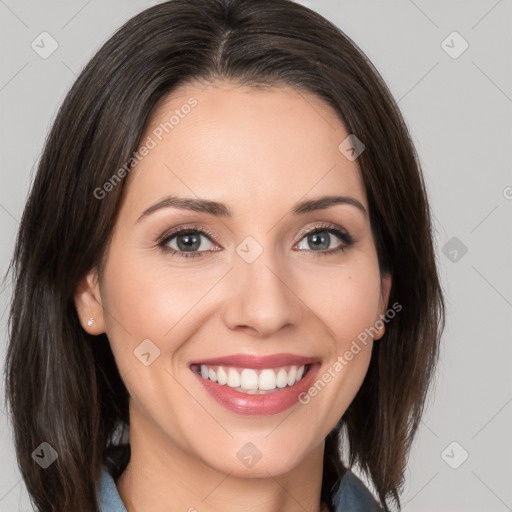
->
xmin=98 ymin=249 xmax=172 ymax=360
xmin=101 ymin=246 xmax=199 ymax=329
xmin=296 ymin=256 xmax=383 ymax=347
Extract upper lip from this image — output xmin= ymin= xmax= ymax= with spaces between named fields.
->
xmin=189 ymin=353 xmax=320 ymax=369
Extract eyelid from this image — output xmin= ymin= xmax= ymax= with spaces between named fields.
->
xmin=294 ymin=222 xmax=352 ymax=243
xmin=156 ymin=224 xmax=222 ymax=248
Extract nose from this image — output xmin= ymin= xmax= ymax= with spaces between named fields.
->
xmin=221 ymin=244 xmax=304 ymax=338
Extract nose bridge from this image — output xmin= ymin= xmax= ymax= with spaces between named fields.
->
xmin=222 ymin=235 xmax=303 ymax=336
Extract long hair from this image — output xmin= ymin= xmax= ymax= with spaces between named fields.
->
xmin=3 ymin=1 xmax=445 ymax=510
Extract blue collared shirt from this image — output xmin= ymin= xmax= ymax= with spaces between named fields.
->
xmin=98 ymin=463 xmax=383 ymax=511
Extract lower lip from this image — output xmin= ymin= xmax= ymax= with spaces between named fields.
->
xmin=191 ymin=363 xmax=320 ymax=416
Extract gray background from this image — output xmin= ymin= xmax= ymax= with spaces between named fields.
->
xmin=1 ymin=0 xmax=511 ymax=510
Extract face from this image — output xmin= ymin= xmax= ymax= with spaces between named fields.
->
xmin=76 ymin=81 xmax=391 ymax=478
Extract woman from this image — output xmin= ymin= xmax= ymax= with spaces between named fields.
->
xmin=4 ymin=0 xmax=445 ymax=511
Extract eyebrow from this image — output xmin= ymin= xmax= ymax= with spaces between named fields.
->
xmin=136 ymin=194 xmax=367 ymax=223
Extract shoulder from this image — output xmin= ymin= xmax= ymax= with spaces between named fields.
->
xmin=333 ymin=469 xmax=384 ymax=512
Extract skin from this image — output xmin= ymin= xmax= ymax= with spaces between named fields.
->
xmin=75 ymin=81 xmax=391 ymax=512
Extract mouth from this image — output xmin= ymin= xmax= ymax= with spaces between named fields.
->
xmin=188 ymin=353 xmax=321 ymax=415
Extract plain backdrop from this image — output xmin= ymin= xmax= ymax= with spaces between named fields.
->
xmin=1 ymin=1 xmax=511 ymax=510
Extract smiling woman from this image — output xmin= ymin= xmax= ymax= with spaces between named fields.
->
xmin=4 ymin=1 xmax=445 ymax=511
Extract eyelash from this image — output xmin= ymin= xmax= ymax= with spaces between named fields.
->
xmin=156 ymin=223 xmax=355 ymax=259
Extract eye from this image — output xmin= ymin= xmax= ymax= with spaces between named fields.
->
xmin=157 ymin=223 xmax=355 ymax=259
xmin=294 ymin=224 xmax=355 ymax=255
xmin=158 ymin=226 xmax=220 ymax=259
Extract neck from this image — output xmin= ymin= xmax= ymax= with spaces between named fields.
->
xmin=116 ymin=403 xmax=328 ymax=512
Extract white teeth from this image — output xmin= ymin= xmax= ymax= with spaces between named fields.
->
xmin=196 ymin=364 xmax=308 ymax=393
xmin=287 ymin=366 xmax=297 ymax=386
xmin=227 ymin=368 xmax=240 ymax=388
xmin=276 ymin=368 xmax=288 ymax=388
xmin=240 ymin=369 xmax=258 ymax=390
xmin=217 ymin=366 xmax=228 ymax=385
xmin=259 ymin=369 xmax=277 ymax=390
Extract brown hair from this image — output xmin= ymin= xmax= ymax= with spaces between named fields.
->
xmin=3 ymin=0 xmax=445 ymax=510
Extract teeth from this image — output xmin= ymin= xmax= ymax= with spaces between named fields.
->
xmin=240 ymin=369 xmax=258 ymax=390
xmin=227 ymin=368 xmax=240 ymax=388
xmin=259 ymin=369 xmax=277 ymax=390
xmin=287 ymin=366 xmax=297 ymax=386
xmin=276 ymin=368 xmax=288 ymax=388
xmin=217 ymin=366 xmax=228 ymax=385
xmin=197 ymin=364 xmax=308 ymax=393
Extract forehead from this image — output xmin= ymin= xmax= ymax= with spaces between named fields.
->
xmin=121 ymin=81 xmax=367 ymax=220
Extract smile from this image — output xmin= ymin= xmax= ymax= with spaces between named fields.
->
xmin=193 ymin=364 xmax=309 ymax=394
xmin=188 ymin=353 xmax=321 ymax=415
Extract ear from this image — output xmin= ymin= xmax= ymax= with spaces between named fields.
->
xmin=374 ymin=272 xmax=392 ymax=340
xmin=74 ymin=268 xmax=106 ymax=335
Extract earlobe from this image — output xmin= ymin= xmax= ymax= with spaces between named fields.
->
xmin=74 ymin=268 xmax=106 ymax=334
